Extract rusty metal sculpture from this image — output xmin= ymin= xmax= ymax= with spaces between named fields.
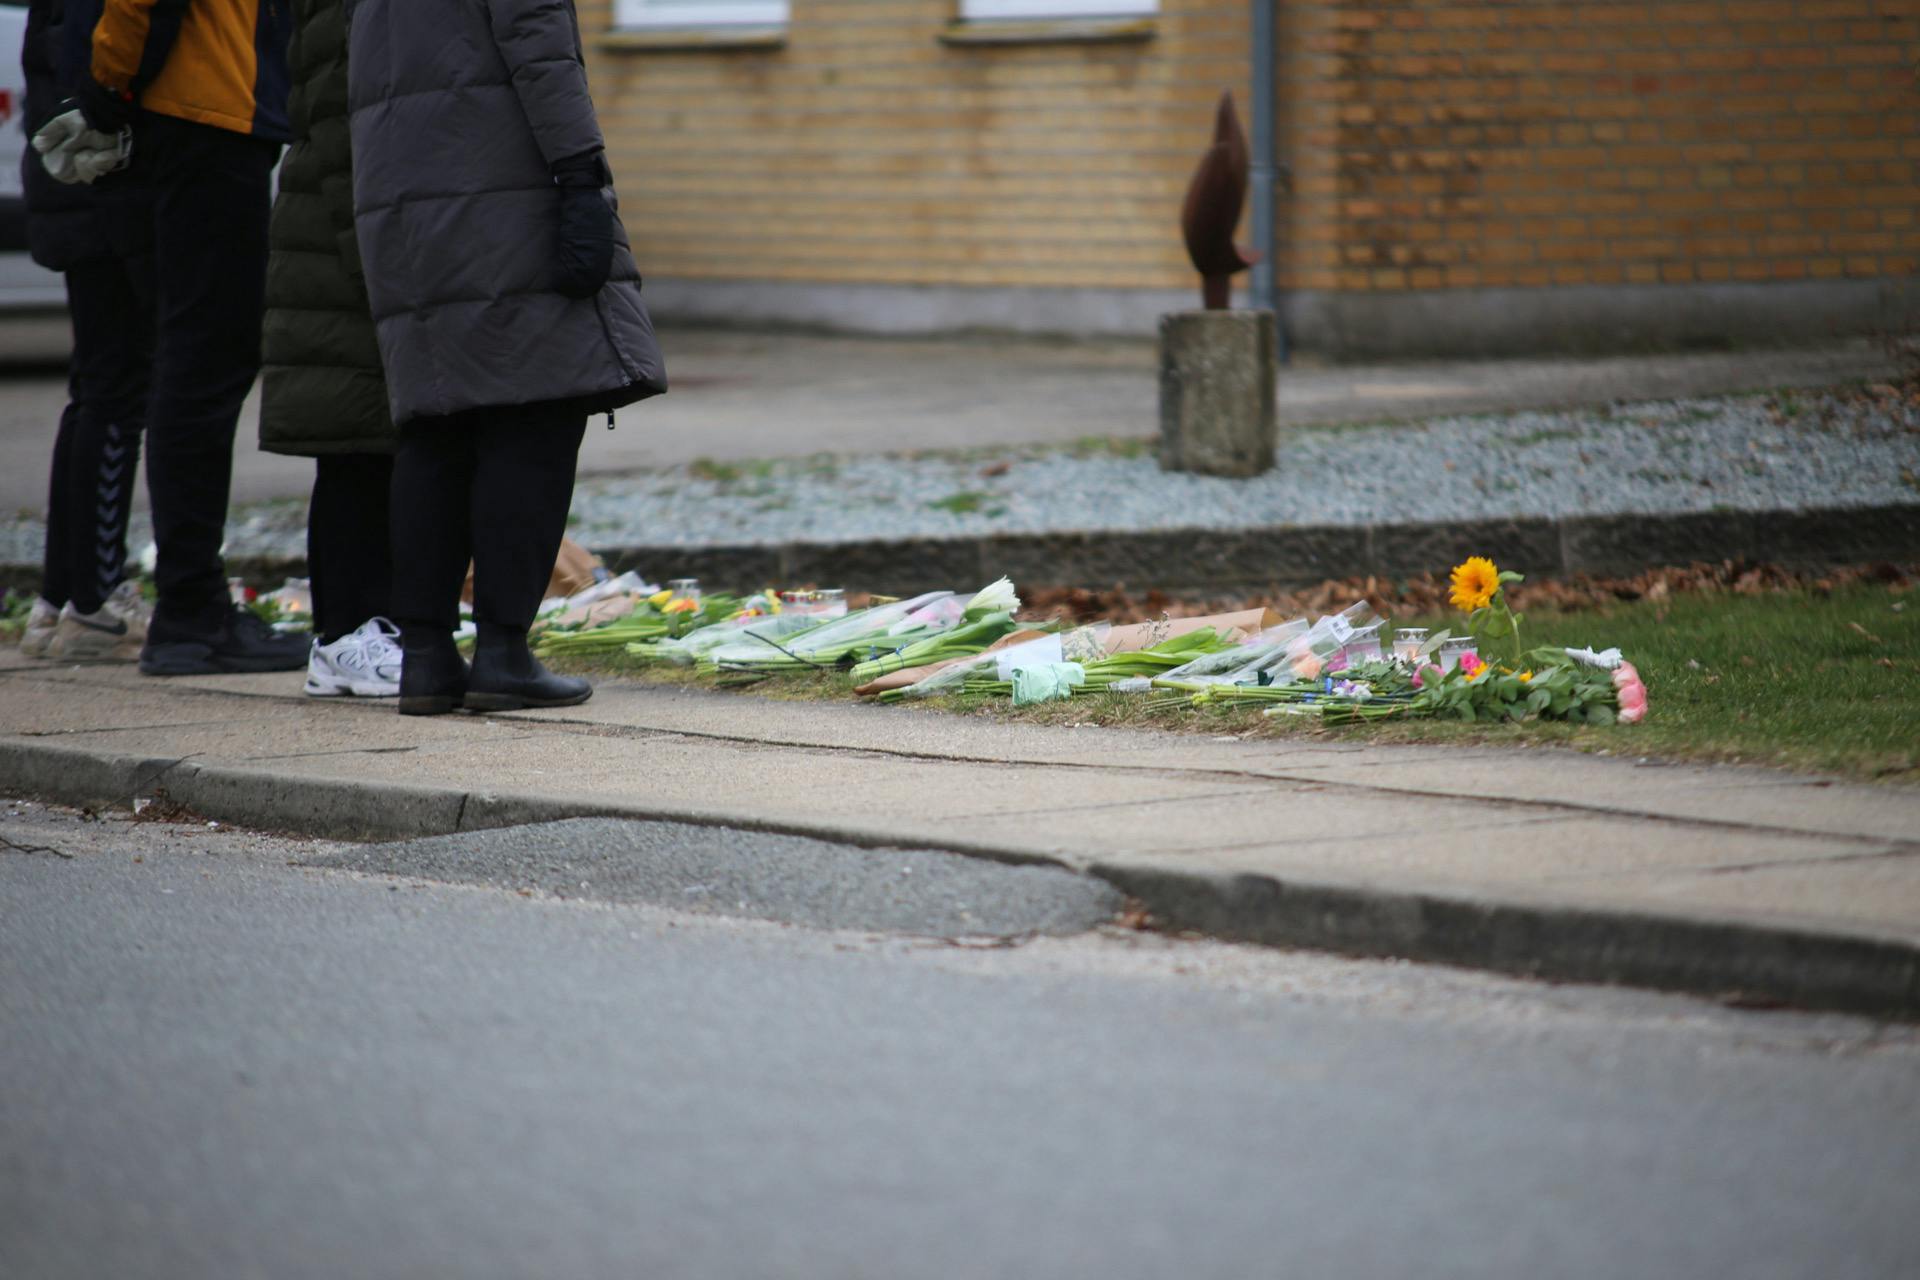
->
xmin=1181 ymin=91 xmax=1261 ymax=310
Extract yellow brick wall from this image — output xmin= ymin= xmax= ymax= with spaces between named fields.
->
xmin=581 ymin=0 xmax=1250 ymax=293
xmin=581 ymin=0 xmax=1920 ymax=316
xmin=1277 ymin=0 xmax=1920 ymax=294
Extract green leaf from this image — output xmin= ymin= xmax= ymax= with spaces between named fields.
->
xmin=1585 ymin=703 xmax=1617 ymax=726
xmin=1497 ymin=570 xmax=1525 ymax=585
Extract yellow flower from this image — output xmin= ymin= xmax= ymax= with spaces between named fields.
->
xmin=1517 ymin=670 xmax=1532 ymax=682
xmin=648 ymin=589 xmax=673 ymax=608
xmin=1449 ymin=556 xmax=1500 ymax=612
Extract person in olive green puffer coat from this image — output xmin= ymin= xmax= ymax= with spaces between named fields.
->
xmin=258 ymin=0 xmax=402 ymax=698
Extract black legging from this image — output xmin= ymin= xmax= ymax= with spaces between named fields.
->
xmin=41 ymin=254 xmax=151 ymax=615
xmin=307 ymin=452 xmax=395 ymax=645
xmin=388 ymin=404 xmax=587 ymax=637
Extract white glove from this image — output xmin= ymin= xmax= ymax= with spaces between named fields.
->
xmin=32 ymin=109 xmax=129 ymax=184
xmin=69 ymin=138 xmax=132 ymax=183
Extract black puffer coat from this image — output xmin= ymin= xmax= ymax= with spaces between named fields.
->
xmin=342 ymin=0 xmax=666 ymax=428
xmin=259 ymin=0 xmax=393 ymax=457
xmin=20 ymin=0 xmax=148 ymax=271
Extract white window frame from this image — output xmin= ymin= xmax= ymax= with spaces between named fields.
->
xmin=959 ymin=0 xmax=1156 ymax=18
xmin=613 ymin=0 xmax=788 ymax=29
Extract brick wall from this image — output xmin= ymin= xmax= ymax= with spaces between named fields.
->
xmin=580 ymin=0 xmax=1243 ymax=295
xmin=1281 ymin=0 xmax=1920 ymax=297
xmin=577 ymin=0 xmax=1920 ymax=349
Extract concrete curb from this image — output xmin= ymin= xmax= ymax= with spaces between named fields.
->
xmin=6 ymin=502 xmax=1915 ymax=597
xmin=1093 ymin=863 xmax=1920 ymax=1022
xmin=5 ymin=738 xmax=1917 ymax=1020
xmin=592 ymin=502 xmax=1920 ymax=595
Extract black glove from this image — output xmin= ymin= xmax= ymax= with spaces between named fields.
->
xmin=76 ymin=78 xmax=136 ymax=134
xmin=551 ymin=150 xmax=615 ymax=300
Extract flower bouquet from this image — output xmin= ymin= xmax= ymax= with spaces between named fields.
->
xmin=535 ymin=592 xmax=741 ymax=659
xmin=847 ymin=578 xmax=1023 ymax=683
xmin=702 ymin=590 xmax=958 ymax=673
xmin=959 ymin=628 xmax=1234 ymax=702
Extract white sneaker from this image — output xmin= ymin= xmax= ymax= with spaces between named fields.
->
xmin=19 ymin=598 xmax=60 ymax=658
xmin=48 ymin=580 xmax=150 ymax=661
xmin=304 ymin=616 xmax=402 ymax=697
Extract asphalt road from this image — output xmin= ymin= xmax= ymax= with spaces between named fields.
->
xmin=3 ymin=799 xmax=1918 ymax=1280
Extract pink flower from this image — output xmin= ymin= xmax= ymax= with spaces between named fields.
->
xmin=1411 ymin=663 xmax=1442 ymax=690
xmin=1611 ymin=662 xmax=1648 ymax=724
xmin=1459 ymin=651 xmax=1484 ymax=677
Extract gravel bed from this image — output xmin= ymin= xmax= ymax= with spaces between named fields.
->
xmin=3 ymin=388 xmax=1915 ymax=570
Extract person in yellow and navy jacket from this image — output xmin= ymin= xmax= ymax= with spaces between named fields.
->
xmin=84 ymin=0 xmax=291 ymax=140
xmin=40 ymin=0 xmax=307 ymax=676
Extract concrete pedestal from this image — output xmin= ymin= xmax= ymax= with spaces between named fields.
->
xmin=1157 ymin=309 xmax=1278 ymax=478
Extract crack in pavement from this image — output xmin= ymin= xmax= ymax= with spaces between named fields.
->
xmin=247 ymin=746 xmax=421 ymax=762
xmin=1115 ymin=812 xmax=1581 ymax=859
xmin=12 ymin=719 xmax=255 ymax=738
xmin=1690 ymin=845 xmax=1920 ymax=876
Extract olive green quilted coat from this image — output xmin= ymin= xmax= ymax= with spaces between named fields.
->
xmin=258 ymin=0 xmax=394 ymax=456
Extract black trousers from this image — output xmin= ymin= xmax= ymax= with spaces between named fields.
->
xmin=137 ymin=114 xmax=280 ymax=633
xmin=389 ymin=405 xmax=587 ymax=638
xmin=41 ymin=255 xmax=152 ymax=613
xmin=307 ymin=453 xmax=395 ymax=645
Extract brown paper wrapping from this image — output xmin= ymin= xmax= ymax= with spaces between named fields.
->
xmin=464 ymin=536 xmax=603 ymax=606
xmin=1096 ymin=608 xmax=1282 ymax=654
xmin=851 ymin=609 xmax=1280 ymax=696
xmin=853 ymin=629 xmax=1052 ymax=696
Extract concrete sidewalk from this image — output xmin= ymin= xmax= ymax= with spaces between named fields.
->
xmin=3 ymin=649 xmax=1916 ymax=1017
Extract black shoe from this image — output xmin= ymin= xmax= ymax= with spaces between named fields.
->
xmin=465 ymin=626 xmax=591 ymax=712
xmin=398 ymin=630 xmax=468 ymax=716
xmin=140 ymin=606 xmax=310 ymax=676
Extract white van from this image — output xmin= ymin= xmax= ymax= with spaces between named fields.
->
xmin=1 ymin=0 xmax=67 ymax=312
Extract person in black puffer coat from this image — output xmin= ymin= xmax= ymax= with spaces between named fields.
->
xmin=17 ymin=0 xmax=155 ymax=663
xmin=345 ymin=0 xmax=667 ymax=716
xmin=259 ymin=0 xmax=401 ymax=699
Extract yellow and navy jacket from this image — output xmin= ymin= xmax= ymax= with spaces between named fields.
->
xmin=86 ymin=0 xmax=292 ymax=141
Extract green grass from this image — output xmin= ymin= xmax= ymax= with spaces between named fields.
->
xmin=545 ymin=584 xmax=1920 ymax=782
xmin=1335 ymin=585 xmax=1919 ymax=780
xmin=927 ymin=490 xmax=994 ymax=515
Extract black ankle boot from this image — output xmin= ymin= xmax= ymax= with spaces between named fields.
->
xmin=398 ymin=628 xmax=468 ymax=716
xmin=465 ymin=624 xmax=591 ymax=712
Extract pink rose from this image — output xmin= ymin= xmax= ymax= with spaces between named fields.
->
xmin=1611 ymin=662 xmax=1648 ymax=724
xmin=1459 ymin=651 xmax=1484 ymax=677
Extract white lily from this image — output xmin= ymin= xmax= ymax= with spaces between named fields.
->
xmin=1565 ymin=645 xmax=1624 ymax=670
xmin=963 ymin=576 xmax=1020 ymax=619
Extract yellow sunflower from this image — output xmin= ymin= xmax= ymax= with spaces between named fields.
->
xmin=1449 ymin=556 xmax=1500 ymax=612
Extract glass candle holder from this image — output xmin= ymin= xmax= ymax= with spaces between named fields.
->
xmin=1437 ymin=637 xmax=1476 ymax=672
xmin=1391 ymin=627 xmax=1428 ymax=665
xmin=1342 ymin=625 xmax=1384 ymax=665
